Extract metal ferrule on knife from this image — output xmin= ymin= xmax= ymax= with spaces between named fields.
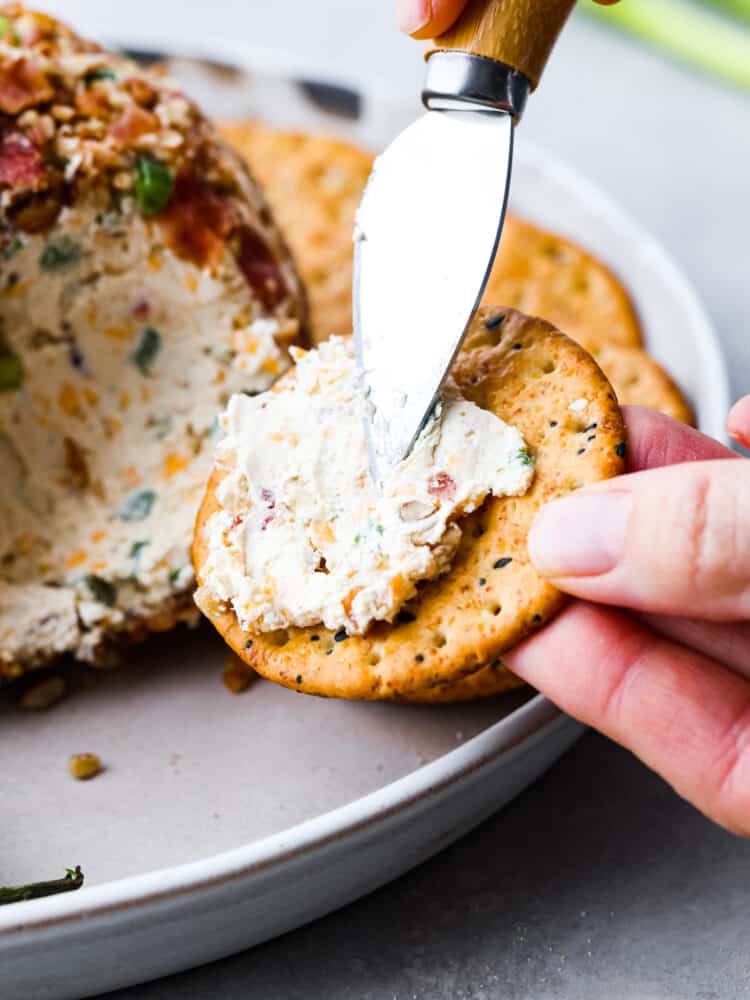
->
xmin=422 ymin=51 xmax=531 ymax=118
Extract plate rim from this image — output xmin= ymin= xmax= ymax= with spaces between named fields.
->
xmin=2 ymin=693 xmax=563 ymax=938
xmin=1 ymin=39 xmax=731 ymax=946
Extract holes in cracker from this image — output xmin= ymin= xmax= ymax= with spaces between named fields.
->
xmin=539 ymin=358 xmax=556 ymax=375
xmin=367 ymin=650 xmax=382 ymax=667
xmin=486 ymin=601 xmax=502 ymax=617
xmin=472 ymin=522 xmax=488 ymax=539
xmin=541 ymin=240 xmax=565 ymax=261
xmin=266 ymin=629 xmax=290 ymax=647
xmin=432 ymin=632 xmax=447 ymax=649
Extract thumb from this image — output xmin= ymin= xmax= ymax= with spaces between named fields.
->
xmin=528 ymin=458 xmax=750 ymax=622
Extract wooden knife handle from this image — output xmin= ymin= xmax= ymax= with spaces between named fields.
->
xmin=428 ymin=0 xmax=576 ymax=90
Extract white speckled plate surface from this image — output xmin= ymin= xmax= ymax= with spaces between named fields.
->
xmin=0 ymin=42 xmax=730 ymax=1000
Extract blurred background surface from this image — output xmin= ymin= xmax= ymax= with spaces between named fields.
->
xmin=37 ymin=3 xmax=749 ymax=998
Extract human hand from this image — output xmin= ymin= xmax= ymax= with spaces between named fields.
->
xmin=398 ymin=0 xmax=621 ymax=38
xmin=503 ymin=400 xmax=750 ymax=835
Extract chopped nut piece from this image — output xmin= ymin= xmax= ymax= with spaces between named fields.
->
xmin=223 ymin=654 xmax=256 ymax=694
xmin=69 ymin=752 xmax=102 ymax=780
xmin=398 ymin=499 xmax=436 ymax=522
xmin=20 ymin=675 xmax=66 ymax=709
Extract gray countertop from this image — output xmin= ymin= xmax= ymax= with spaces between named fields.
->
xmin=45 ymin=2 xmax=750 ymax=997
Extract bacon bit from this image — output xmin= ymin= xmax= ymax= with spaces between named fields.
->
xmin=236 ymin=226 xmax=287 ymax=310
xmin=342 ymin=587 xmax=362 ymax=619
xmin=0 ymin=56 xmax=53 ymax=114
xmin=122 ymin=76 xmax=157 ymax=108
xmin=163 ymin=452 xmax=189 ymax=479
xmin=108 ymin=105 xmax=158 ymax=146
xmin=160 ymin=171 xmax=229 ymax=270
xmin=427 ymin=472 xmax=456 ymax=500
xmin=229 ymin=513 xmax=244 ymax=531
xmin=64 ymin=548 xmax=88 ymax=570
xmin=63 ymin=436 xmax=89 ymax=489
xmin=0 ymin=129 xmax=45 ymax=188
xmin=58 ymin=382 xmax=83 ymax=418
xmin=261 ymin=488 xmax=275 ymax=508
xmin=260 ymin=514 xmax=275 ymax=531
xmin=131 ymin=298 xmax=151 ymax=319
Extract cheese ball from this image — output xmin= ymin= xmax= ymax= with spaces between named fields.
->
xmin=0 ymin=6 xmax=306 ymax=675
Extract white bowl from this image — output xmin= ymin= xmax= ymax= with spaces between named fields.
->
xmin=0 ymin=46 xmax=730 ymax=1000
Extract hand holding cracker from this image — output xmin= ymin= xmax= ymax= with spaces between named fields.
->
xmin=508 ymin=400 xmax=750 ymax=836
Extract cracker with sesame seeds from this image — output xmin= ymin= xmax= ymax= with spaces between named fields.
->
xmin=482 ymin=215 xmax=643 ymax=353
xmin=593 ymin=344 xmax=694 ymax=425
xmin=220 ymin=125 xmax=643 ymax=356
xmin=192 ymin=307 xmax=626 ymax=701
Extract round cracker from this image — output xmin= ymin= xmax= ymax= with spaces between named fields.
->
xmin=220 ymin=124 xmax=644 ymax=356
xmin=193 ymin=308 xmax=626 ymax=701
xmin=410 ymin=346 xmax=692 ymax=705
xmin=594 ymin=344 xmax=694 ymax=425
xmin=218 ymin=121 xmax=373 ymax=345
xmin=482 ymin=215 xmax=643 ymax=353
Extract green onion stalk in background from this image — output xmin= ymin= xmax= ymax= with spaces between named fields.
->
xmin=580 ymin=0 xmax=750 ymax=89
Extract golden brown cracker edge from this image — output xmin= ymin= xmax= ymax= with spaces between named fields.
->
xmin=219 ymin=122 xmax=644 ymax=356
xmin=594 ymin=344 xmax=694 ymax=426
xmin=192 ymin=308 xmax=627 ymax=701
xmin=483 ymin=215 xmax=643 ymax=353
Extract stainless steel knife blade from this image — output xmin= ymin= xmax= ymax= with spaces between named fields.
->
xmin=353 ymin=107 xmax=513 ymax=484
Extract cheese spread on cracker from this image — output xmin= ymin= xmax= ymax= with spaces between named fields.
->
xmin=196 ymin=337 xmax=534 ymax=635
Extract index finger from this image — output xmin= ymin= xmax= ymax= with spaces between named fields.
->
xmin=506 ymin=602 xmax=750 ymax=836
xmin=622 ymin=405 xmax=736 ymax=472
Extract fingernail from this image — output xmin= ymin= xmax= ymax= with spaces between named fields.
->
xmin=398 ymin=0 xmax=431 ymax=35
xmin=529 ymin=492 xmax=632 ymax=577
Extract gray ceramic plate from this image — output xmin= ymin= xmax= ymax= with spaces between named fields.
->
xmin=0 ymin=45 xmax=730 ymax=1000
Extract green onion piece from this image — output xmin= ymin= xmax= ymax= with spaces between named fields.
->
xmin=134 ymin=155 xmax=174 ymax=216
xmin=131 ymin=327 xmax=162 ymax=375
xmin=39 ymin=237 xmax=81 ymax=273
xmin=84 ymin=66 xmax=116 ymax=85
xmin=120 ymin=488 xmax=157 ymax=523
xmin=699 ymin=0 xmax=750 ymax=28
xmin=0 ymin=352 xmax=22 ymax=392
xmin=1 ymin=867 xmax=84 ymax=906
xmin=130 ymin=539 xmax=150 ymax=577
xmin=517 ymin=447 xmax=533 ymax=467
xmin=580 ymin=0 xmax=750 ymax=89
xmin=84 ymin=575 xmax=117 ymax=606
xmin=0 ymin=15 xmax=11 ymax=38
